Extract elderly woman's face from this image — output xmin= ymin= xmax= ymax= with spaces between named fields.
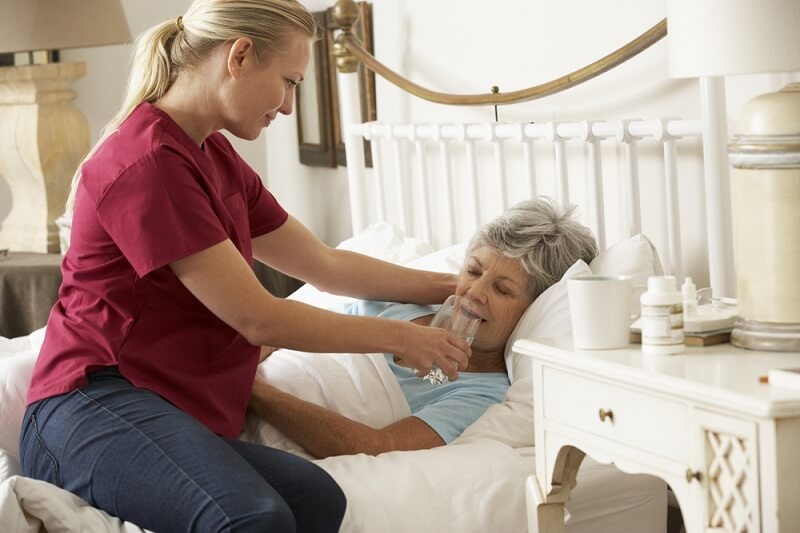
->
xmin=455 ymin=245 xmax=532 ymax=354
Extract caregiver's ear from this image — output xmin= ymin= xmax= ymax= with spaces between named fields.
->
xmin=227 ymin=37 xmax=255 ymax=75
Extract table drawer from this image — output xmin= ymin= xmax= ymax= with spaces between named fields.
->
xmin=541 ymin=365 xmax=690 ymax=462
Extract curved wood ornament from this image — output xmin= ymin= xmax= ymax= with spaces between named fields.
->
xmin=548 ymin=445 xmax=587 ymax=502
xmin=330 ymin=0 xmax=667 ymax=106
xmin=535 ymin=445 xmax=586 ymax=533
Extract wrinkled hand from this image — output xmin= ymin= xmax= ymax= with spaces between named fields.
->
xmin=395 ymin=323 xmax=471 ymax=382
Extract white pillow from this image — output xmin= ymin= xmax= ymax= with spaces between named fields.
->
xmin=336 ymin=221 xmax=434 ymax=265
xmin=403 ymin=243 xmax=466 ymax=273
xmin=502 ymin=233 xmax=663 ymax=383
xmin=0 ymin=450 xmax=22 ymax=483
xmin=0 ymin=328 xmax=46 ymax=462
xmin=290 ymin=222 xmax=434 ymax=309
xmin=0 ymin=354 xmax=36 ymax=461
xmin=590 ymin=233 xmax=663 ymax=314
xmin=589 ymin=233 xmax=663 ymax=282
xmin=502 ymin=260 xmax=592 ymax=383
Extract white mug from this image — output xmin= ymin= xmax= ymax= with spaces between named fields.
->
xmin=567 ymin=274 xmax=634 ymax=350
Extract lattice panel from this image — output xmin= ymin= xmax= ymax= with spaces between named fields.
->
xmin=705 ymin=430 xmax=755 ymax=533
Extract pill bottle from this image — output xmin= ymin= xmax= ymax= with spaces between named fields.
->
xmin=640 ymin=275 xmax=684 ymax=354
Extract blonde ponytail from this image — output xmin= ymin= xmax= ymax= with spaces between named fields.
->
xmin=64 ymin=20 xmax=178 ymax=214
xmin=64 ymin=0 xmax=316 ymax=214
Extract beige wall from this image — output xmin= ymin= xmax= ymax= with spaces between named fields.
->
xmin=1 ymin=0 xmax=796 ymax=250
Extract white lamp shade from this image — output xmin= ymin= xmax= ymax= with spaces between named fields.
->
xmin=0 ymin=0 xmax=131 ymax=54
xmin=667 ymin=0 xmax=800 ymax=78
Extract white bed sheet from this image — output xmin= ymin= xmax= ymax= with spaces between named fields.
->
xmin=0 ymin=223 xmax=668 ymax=532
xmin=0 ymin=341 xmax=665 ymax=533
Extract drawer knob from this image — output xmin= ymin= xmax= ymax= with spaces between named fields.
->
xmin=598 ymin=408 xmax=614 ymax=422
xmin=685 ymin=469 xmax=703 ymax=483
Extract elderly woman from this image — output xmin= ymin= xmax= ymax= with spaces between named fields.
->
xmin=249 ymin=197 xmax=598 ymax=459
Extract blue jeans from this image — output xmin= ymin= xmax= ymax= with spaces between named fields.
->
xmin=19 ymin=367 xmax=346 ymax=532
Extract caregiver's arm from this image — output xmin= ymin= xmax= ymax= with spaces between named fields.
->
xmin=252 ymin=216 xmax=456 ymax=305
xmin=171 ymin=239 xmax=469 ymax=379
xmin=250 ymin=376 xmax=445 ymax=458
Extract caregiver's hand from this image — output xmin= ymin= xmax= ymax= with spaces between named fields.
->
xmin=396 ymin=324 xmax=471 ymax=382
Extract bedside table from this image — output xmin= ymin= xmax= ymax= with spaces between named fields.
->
xmin=0 ymin=252 xmax=62 ymax=338
xmin=515 ymin=337 xmax=800 ymax=533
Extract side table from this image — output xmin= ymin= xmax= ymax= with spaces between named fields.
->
xmin=516 ymin=336 xmax=800 ymax=533
xmin=0 ymin=252 xmax=62 ymax=338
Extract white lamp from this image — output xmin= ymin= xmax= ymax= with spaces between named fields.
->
xmin=667 ymin=0 xmax=800 ymax=351
xmin=0 ymin=0 xmax=130 ymax=254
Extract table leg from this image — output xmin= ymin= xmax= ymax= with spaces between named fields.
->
xmin=528 ymin=445 xmax=586 ymax=533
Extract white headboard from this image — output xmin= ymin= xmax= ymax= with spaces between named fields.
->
xmin=330 ymin=3 xmax=735 ymax=299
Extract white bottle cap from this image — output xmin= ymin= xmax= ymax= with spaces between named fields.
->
xmin=648 ymin=275 xmax=676 ymax=293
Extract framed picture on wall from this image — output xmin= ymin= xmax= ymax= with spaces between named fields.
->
xmin=296 ymin=2 xmax=376 ymax=167
xmin=296 ymin=10 xmax=336 ymax=167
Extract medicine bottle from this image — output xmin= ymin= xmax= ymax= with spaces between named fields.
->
xmin=681 ymin=277 xmax=698 ymax=320
xmin=640 ymin=275 xmax=684 ymax=354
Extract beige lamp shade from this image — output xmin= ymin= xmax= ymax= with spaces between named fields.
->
xmin=0 ymin=0 xmax=131 ymax=54
xmin=666 ymin=0 xmax=800 ymax=78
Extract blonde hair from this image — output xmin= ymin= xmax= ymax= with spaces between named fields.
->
xmin=65 ymin=0 xmax=317 ymax=213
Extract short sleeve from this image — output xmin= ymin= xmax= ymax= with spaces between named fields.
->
xmin=412 ymin=379 xmax=508 ymax=443
xmin=95 ymin=149 xmax=229 ymax=277
xmin=236 ymin=152 xmax=288 ymax=238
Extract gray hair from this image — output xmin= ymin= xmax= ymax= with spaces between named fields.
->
xmin=468 ymin=198 xmax=598 ymax=299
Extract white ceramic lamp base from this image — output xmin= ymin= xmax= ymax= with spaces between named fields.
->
xmin=729 ymin=83 xmax=800 ymax=352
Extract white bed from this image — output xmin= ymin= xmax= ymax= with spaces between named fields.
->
xmin=0 ymin=228 xmax=669 ymax=533
xmin=0 ymin=0 xmax=738 ymax=531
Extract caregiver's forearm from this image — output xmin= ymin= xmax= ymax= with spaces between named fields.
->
xmin=319 ymin=249 xmax=456 ymax=305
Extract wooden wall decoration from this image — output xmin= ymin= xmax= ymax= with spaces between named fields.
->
xmin=296 ymin=2 xmax=375 ymax=167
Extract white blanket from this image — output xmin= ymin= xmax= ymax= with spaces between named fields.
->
xmin=0 ymin=476 xmax=152 ymax=533
xmin=240 ymin=348 xmax=538 ymax=532
xmin=242 ymin=349 xmax=412 ymax=458
xmin=0 ymin=331 xmax=666 ymax=533
xmin=241 ymin=348 xmax=667 ymax=533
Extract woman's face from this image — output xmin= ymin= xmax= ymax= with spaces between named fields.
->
xmin=455 ymin=245 xmax=532 ymax=354
xmin=222 ymin=32 xmax=311 ymax=140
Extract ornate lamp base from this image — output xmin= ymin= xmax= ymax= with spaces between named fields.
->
xmin=729 ymin=82 xmax=800 ymax=353
xmin=0 ymin=62 xmax=89 ymax=253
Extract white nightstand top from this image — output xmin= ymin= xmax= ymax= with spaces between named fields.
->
xmin=514 ymin=337 xmax=800 ymax=418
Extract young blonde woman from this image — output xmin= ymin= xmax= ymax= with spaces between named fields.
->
xmin=19 ymin=1 xmax=472 ymax=531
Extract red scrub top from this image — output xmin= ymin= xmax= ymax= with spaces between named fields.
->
xmin=27 ymin=102 xmax=288 ymax=437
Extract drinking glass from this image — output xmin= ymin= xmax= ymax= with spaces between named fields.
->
xmin=415 ymin=295 xmax=481 ymax=384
